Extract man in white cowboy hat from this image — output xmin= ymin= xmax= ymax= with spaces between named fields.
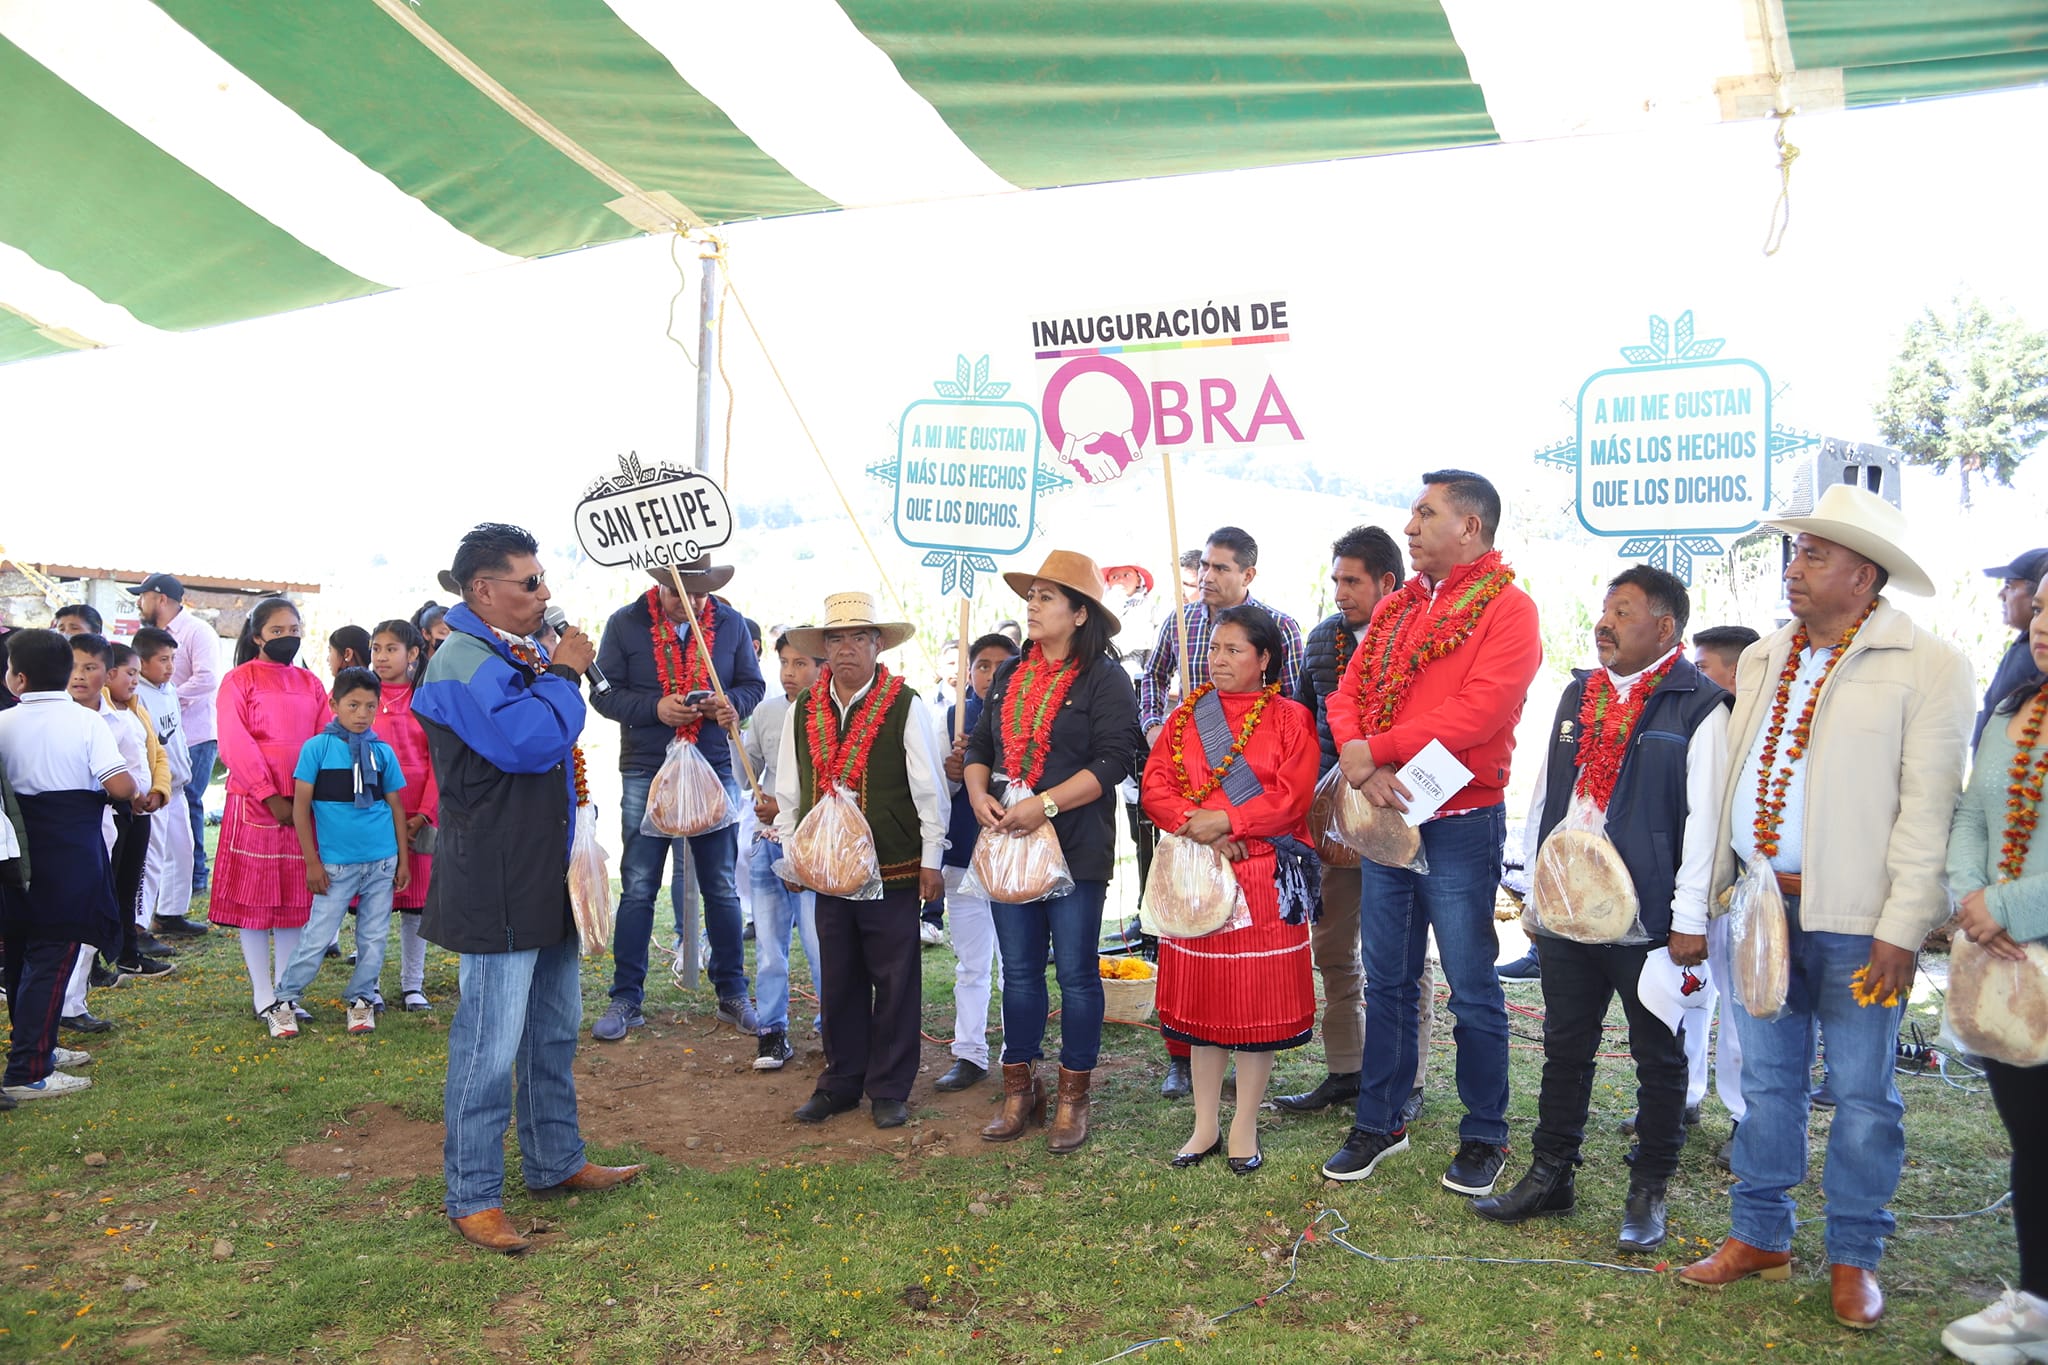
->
xmin=1680 ymin=485 xmax=1975 ymax=1330
xmin=772 ymin=592 xmax=948 ymax=1129
xmin=588 ymin=556 xmax=766 ymax=1046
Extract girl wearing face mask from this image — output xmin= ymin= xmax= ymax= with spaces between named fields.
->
xmin=212 ymin=598 xmax=333 ymax=1020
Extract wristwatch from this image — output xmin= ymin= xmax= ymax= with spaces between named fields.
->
xmin=1040 ymin=794 xmax=1060 ymax=821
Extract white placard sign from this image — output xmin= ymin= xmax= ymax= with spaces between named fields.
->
xmin=1396 ymin=739 xmax=1475 ymax=827
xmin=576 ymin=453 xmax=733 ymax=570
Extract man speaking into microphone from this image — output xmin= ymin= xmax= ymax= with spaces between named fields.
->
xmin=415 ymin=523 xmax=644 ymax=1253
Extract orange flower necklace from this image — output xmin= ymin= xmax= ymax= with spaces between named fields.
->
xmin=1572 ymin=653 xmax=1679 ymax=810
xmin=1167 ymin=681 xmax=1284 ymax=803
xmin=646 ymin=588 xmax=716 ymax=743
xmin=2000 ymin=690 xmax=2048 ymax=882
xmin=1353 ymin=551 xmax=1516 ymax=735
xmin=572 ymin=745 xmax=592 ymax=809
xmin=807 ymin=665 xmax=904 ymax=796
xmin=999 ymin=643 xmax=1081 ymax=790
xmin=1750 ymin=600 xmax=1878 ymax=861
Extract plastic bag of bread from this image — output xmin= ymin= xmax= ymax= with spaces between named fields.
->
xmin=568 ymin=802 xmax=615 ymax=958
xmin=1944 ymin=933 xmax=2048 ymax=1066
xmin=1308 ymin=767 xmax=1362 ymax=869
xmin=1141 ymin=833 xmax=1252 ymax=939
xmin=963 ymin=784 xmax=1074 ymax=905
xmin=778 ymin=786 xmax=883 ymax=900
xmin=640 ymin=737 xmax=738 ymax=838
xmin=1529 ymin=801 xmax=1647 ymax=945
xmin=1326 ymin=774 xmax=1429 ymax=873
xmin=1725 ymin=858 xmax=1791 ymax=1020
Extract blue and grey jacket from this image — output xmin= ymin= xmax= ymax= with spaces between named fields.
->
xmin=413 ymin=603 xmax=586 ymax=954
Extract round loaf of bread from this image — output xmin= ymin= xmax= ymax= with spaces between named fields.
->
xmin=647 ymin=750 xmax=733 ymax=837
xmin=1529 ymin=829 xmax=1639 ymax=943
xmin=971 ymin=824 xmax=1068 ymax=904
xmin=1147 ymin=834 xmax=1241 ymax=938
xmin=788 ymin=794 xmax=882 ymax=898
xmin=1945 ymin=934 xmax=2048 ymax=1066
xmin=1332 ymin=791 xmax=1421 ymax=868
xmin=1731 ymin=870 xmax=1790 ymax=1018
xmin=1309 ymin=775 xmax=1362 ymax=868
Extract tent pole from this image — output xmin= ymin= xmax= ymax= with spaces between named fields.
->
xmin=672 ymin=243 xmax=720 ymax=990
xmin=695 ymin=248 xmax=718 ymax=476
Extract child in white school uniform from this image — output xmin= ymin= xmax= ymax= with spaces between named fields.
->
xmin=132 ymin=627 xmax=203 ymax=940
xmin=69 ymin=636 xmax=173 ymax=983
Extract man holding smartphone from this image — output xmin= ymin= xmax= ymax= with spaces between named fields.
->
xmin=589 ymin=559 xmax=766 ymax=1042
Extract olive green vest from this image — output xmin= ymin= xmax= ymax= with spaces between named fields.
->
xmin=792 ymin=677 xmax=923 ymax=890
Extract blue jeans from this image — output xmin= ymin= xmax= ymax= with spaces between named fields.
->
xmin=1353 ymin=804 xmax=1509 ymax=1144
xmin=443 ymin=937 xmax=587 ymax=1217
xmin=750 ymin=845 xmax=820 ymax=1033
xmin=1729 ymin=901 xmax=1907 ymax=1270
xmin=185 ymin=739 xmax=216 ymax=889
xmin=612 ymin=768 xmax=746 ymax=1006
xmin=274 ymin=856 xmax=396 ymax=1004
xmin=991 ymin=881 xmax=1107 ymax=1072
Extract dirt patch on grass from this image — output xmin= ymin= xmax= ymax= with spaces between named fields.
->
xmin=280 ymin=1102 xmax=445 ymax=1184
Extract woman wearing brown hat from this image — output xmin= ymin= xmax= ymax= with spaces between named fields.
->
xmin=964 ymin=551 xmax=1141 ymax=1153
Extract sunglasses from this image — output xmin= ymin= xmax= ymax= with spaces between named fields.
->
xmin=477 ymin=572 xmax=547 ymax=593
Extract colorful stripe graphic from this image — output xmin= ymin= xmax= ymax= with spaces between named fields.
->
xmin=1034 ymin=332 xmax=1289 ymax=360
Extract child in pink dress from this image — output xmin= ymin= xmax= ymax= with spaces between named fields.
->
xmin=210 ymin=598 xmax=332 ymax=1017
xmin=371 ymin=619 xmax=439 ymax=1010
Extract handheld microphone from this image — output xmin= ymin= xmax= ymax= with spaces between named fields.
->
xmin=543 ymin=606 xmax=612 ymax=695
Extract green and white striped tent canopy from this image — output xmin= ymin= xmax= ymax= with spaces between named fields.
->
xmin=4 ymin=0 xmax=2044 ymax=366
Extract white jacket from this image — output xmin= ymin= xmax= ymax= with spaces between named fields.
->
xmin=1710 ymin=599 xmax=1974 ymax=951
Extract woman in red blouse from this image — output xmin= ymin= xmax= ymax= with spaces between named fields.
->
xmin=371 ymin=619 xmax=439 ymax=1011
xmin=1142 ymin=605 xmax=1319 ymax=1175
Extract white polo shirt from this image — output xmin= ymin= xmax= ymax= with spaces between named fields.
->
xmin=0 ymin=692 xmax=126 ymax=796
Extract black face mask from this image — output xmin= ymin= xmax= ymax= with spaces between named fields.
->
xmin=261 ymin=636 xmax=300 ymax=665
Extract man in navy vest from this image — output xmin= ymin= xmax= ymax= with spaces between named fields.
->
xmin=1472 ymin=564 xmax=1729 ymax=1254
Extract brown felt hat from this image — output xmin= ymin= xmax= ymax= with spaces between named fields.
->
xmin=645 ymin=555 xmax=736 ymax=593
xmin=1002 ymin=549 xmax=1121 ymax=637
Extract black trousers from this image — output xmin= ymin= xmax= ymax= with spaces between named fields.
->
xmin=1533 ymin=935 xmax=1688 ymax=1180
xmin=815 ymin=887 xmax=923 ymax=1104
xmin=1985 ymin=1058 xmax=2048 ymax=1297
xmin=108 ymin=809 xmax=149 ymax=965
xmin=4 ymin=937 xmax=82 ymax=1086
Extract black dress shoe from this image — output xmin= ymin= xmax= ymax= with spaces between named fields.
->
xmin=1398 ymin=1086 xmax=1426 ymax=1128
xmin=60 ymin=1012 xmax=114 ymax=1034
xmin=871 ymin=1099 xmax=910 ymax=1129
xmin=1472 ymin=1153 xmax=1575 ymax=1223
xmin=1227 ymin=1146 xmax=1264 ymax=1176
xmin=1170 ymin=1137 xmax=1222 ymax=1168
xmin=1617 ymin=1177 xmax=1669 ymax=1252
xmin=1274 ymin=1071 xmax=1359 ymax=1113
xmin=1159 ymin=1056 xmax=1192 ymax=1099
xmin=793 ymin=1092 xmax=860 ymax=1124
xmin=933 ymin=1059 xmax=988 ymax=1092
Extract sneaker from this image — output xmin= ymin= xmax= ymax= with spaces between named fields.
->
xmin=323 ymin=943 xmax=342 ymax=959
xmin=1443 ymin=1139 xmax=1510 ymax=1196
xmin=742 ymin=920 xmax=757 ymax=942
xmin=88 ymin=961 xmax=127 ymax=990
xmin=292 ymin=1003 xmax=312 ymax=1022
xmin=401 ymin=990 xmax=434 ymax=1013
xmin=592 ymin=999 xmax=645 ymax=1042
xmin=137 ymin=932 xmax=180 ymax=957
xmin=116 ymin=955 xmax=176 ymax=980
xmin=1321 ymin=1126 xmax=1410 ymax=1182
xmin=716 ymin=996 xmax=762 ymax=1034
xmin=1496 ymin=948 xmax=1541 ymax=982
xmin=754 ymin=1030 xmax=794 ymax=1070
xmin=259 ymin=1000 xmax=299 ymax=1039
xmin=1941 ymin=1287 xmax=2048 ymax=1363
xmin=3 ymin=1070 xmax=92 ymax=1101
xmin=152 ymin=914 xmax=208 ymax=938
xmin=919 ymin=920 xmax=945 ymax=947
xmin=52 ymin=1047 xmax=94 ymax=1069
xmin=346 ymin=998 xmax=376 ymax=1034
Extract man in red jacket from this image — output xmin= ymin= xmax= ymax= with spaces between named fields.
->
xmin=1317 ymin=470 xmax=1542 ymax=1197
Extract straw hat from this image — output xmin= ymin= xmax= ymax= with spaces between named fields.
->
xmin=644 ymin=555 xmax=735 ymax=593
xmin=1002 ymin=550 xmax=1121 ymax=636
xmin=1764 ymin=484 xmax=1935 ymax=597
xmin=783 ymin=592 xmax=916 ymax=656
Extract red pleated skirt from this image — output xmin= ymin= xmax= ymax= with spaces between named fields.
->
xmin=207 ymin=793 xmax=314 ymax=930
xmin=1157 ymin=848 xmax=1315 ymax=1050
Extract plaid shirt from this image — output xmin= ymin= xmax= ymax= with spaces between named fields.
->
xmin=1137 ymin=595 xmax=1305 ymax=731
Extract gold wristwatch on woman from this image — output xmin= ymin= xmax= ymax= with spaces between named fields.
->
xmin=1040 ymin=794 xmax=1060 ymax=821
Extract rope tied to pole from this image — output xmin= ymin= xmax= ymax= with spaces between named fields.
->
xmin=1762 ymin=106 xmax=1800 ymax=256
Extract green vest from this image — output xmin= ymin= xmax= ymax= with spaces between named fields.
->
xmin=792 ymin=677 xmax=924 ymax=890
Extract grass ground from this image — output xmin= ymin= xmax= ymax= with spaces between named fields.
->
xmin=0 ymin=836 xmax=2019 ymax=1363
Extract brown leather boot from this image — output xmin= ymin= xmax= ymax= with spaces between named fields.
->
xmin=1829 ymin=1264 xmax=1884 ymax=1328
xmin=980 ymin=1063 xmax=1044 ymax=1142
xmin=1677 ymin=1236 xmax=1792 ymax=1289
xmin=527 ymin=1161 xmax=647 ymax=1198
xmin=1046 ymin=1067 xmax=1092 ymax=1154
xmin=449 ymin=1208 xmax=531 ymax=1254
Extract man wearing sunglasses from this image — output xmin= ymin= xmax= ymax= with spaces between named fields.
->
xmin=414 ymin=523 xmax=641 ymax=1254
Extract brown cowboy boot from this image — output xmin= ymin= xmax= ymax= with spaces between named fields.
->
xmin=981 ymin=1063 xmax=1044 ymax=1142
xmin=449 ymin=1208 xmax=531 ymax=1255
xmin=1046 ymin=1067 xmax=1092 ymax=1154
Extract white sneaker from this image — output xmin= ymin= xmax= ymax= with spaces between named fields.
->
xmin=4 ymin=1070 xmax=92 ymax=1100
xmin=346 ymin=998 xmax=376 ymax=1034
xmin=52 ymin=1047 xmax=94 ymax=1069
xmin=259 ymin=1000 xmax=299 ymax=1039
xmin=919 ymin=920 xmax=944 ymax=947
xmin=1942 ymin=1287 xmax=2048 ymax=1363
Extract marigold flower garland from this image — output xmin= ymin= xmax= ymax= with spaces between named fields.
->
xmin=646 ymin=587 xmax=715 ymax=742
xmin=1749 ymin=600 xmax=1878 ymax=862
xmin=1572 ymin=654 xmax=1678 ymax=810
xmin=807 ymin=665 xmax=904 ymax=796
xmin=1353 ymin=551 xmax=1516 ymax=735
xmin=572 ymin=745 xmax=591 ymax=807
xmin=1167 ymin=681 xmax=1284 ymax=803
xmin=2001 ymin=690 xmax=2048 ymax=883
xmin=999 ymin=643 xmax=1081 ymax=790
